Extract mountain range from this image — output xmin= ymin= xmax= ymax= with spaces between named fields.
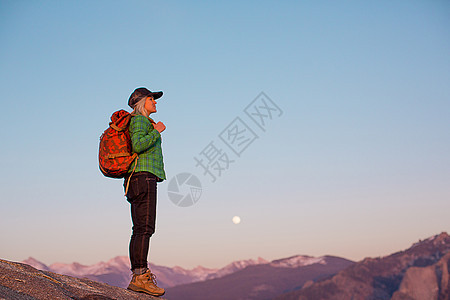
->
xmin=165 ymin=255 xmax=354 ymax=300
xmin=20 ymin=232 xmax=450 ymax=299
xmin=22 ymin=254 xmax=354 ymax=298
xmin=22 ymin=255 xmax=273 ymax=289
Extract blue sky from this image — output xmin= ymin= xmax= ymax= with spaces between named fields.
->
xmin=1 ymin=0 xmax=449 ymax=269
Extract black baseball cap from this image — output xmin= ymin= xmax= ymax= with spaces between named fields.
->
xmin=128 ymin=87 xmax=163 ymax=108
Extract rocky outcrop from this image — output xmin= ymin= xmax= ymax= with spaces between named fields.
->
xmin=391 ymin=252 xmax=450 ymax=300
xmin=0 ymin=259 xmax=164 ymax=300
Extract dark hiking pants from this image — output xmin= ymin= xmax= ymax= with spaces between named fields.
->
xmin=124 ymin=172 xmax=158 ymax=271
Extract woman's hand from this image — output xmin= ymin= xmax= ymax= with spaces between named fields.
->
xmin=153 ymin=121 xmax=166 ymax=133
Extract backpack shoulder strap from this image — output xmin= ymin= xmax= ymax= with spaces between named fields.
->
xmin=110 ymin=122 xmax=125 ymax=131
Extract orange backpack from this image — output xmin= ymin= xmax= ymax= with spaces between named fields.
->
xmin=98 ymin=110 xmax=138 ymax=179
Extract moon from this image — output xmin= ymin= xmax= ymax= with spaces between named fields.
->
xmin=232 ymin=216 xmax=241 ymax=224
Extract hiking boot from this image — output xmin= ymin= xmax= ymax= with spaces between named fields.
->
xmin=127 ymin=270 xmax=165 ymax=297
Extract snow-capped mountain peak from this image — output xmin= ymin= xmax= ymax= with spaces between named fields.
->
xmin=270 ymin=255 xmax=326 ymax=268
xmin=205 ymin=257 xmax=269 ymax=280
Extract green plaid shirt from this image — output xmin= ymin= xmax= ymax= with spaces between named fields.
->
xmin=128 ymin=115 xmax=166 ymax=180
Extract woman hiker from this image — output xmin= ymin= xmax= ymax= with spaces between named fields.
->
xmin=124 ymin=87 xmax=166 ymax=297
